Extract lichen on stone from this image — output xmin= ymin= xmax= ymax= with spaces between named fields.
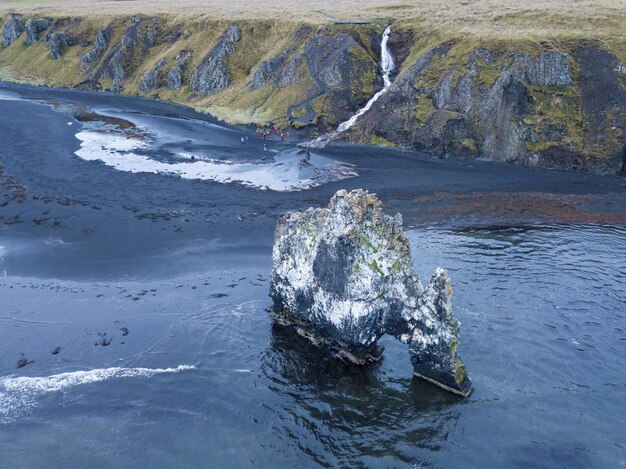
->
xmin=269 ymin=189 xmax=473 ymax=397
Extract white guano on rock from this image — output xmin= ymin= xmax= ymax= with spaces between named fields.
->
xmin=269 ymin=189 xmax=472 ymax=397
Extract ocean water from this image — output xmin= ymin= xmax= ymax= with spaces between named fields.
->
xmin=1 ymin=225 xmax=624 ymax=467
xmin=1 ymin=83 xmax=625 ymax=468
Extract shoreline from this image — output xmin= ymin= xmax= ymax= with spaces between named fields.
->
xmin=2 ymin=80 xmax=625 ymax=189
xmin=1 ymin=82 xmax=624 ymax=237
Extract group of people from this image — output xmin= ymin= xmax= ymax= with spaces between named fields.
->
xmin=260 ymin=125 xmax=285 ymax=142
xmin=237 ymin=125 xmax=287 ymax=155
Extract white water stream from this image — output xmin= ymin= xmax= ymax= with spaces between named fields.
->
xmin=305 ymin=26 xmax=395 ymax=148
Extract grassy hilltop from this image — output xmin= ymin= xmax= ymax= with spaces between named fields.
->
xmin=1 ymin=0 xmax=625 ymax=41
xmin=0 ymin=0 xmax=625 ymax=174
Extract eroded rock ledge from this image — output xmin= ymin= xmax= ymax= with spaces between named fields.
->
xmin=269 ymin=189 xmax=472 ymax=397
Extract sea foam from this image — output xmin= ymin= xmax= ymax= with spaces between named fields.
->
xmin=0 ymin=365 xmax=194 ymax=422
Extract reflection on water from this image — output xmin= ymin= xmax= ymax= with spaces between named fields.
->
xmin=257 ymin=224 xmax=626 ymax=466
xmin=0 ymin=224 xmax=624 ymax=466
xmin=262 ymin=322 xmax=458 ymax=466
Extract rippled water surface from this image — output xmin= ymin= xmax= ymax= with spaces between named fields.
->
xmin=1 ymin=84 xmax=625 ymax=468
xmin=1 ymin=225 xmax=624 ymax=467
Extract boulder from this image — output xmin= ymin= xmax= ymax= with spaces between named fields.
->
xmin=270 ymin=189 xmax=472 ymax=397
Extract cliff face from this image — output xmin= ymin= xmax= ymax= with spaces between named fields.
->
xmin=348 ymin=39 xmax=626 ymax=175
xmin=1 ymin=13 xmax=624 ymax=175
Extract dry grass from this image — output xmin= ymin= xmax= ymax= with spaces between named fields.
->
xmin=1 ymin=0 xmax=625 ymax=41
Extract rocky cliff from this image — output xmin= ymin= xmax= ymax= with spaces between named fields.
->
xmin=1 ymin=13 xmax=624 ymax=175
xmin=270 ymin=189 xmax=472 ymax=396
xmin=346 ymin=40 xmax=626 ymax=175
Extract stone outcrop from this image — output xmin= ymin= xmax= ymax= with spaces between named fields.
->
xmin=191 ymin=25 xmax=241 ymax=94
xmin=24 ymin=18 xmax=50 ymax=45
xmin=270 ymin=189 xmax=472 ymax=397
xmin=247 ymin=27 xmax=382 ymax=128
xmin=2 ymin=13 xmax=24 ymax=47
xmin=48 ymin=31 xmax=68 ymax=59
xmin=248 ymin=26 xmax=311 ymax=91
xmin=93 ymin=17 xmax=160 ymax=92
xmin=81 ymin=26 xmax=110 ymax=69
xmin=249 ymin=51 xmax=303 ymax=91
xmin=348 ymin=40 xmax=626 ymax=175
xmin=140 ymin=58 xmax=165 ymax=92
xmin=166 ymin=50 xmax=192 ymax=90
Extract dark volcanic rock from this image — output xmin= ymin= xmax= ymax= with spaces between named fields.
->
xmin=92 ymin=18 xmax=161 ymax=92
xmin=525 ymin=51 xmax=571 ymax=87
xmin=575 ymin=47 xmax=626 ymax=174
xmin=140 ymin=58 xmax=166 ymax=92
xmin=166 ymin=50 xmax=192 ymax=90
xmin=24 ymin=18 xmax=50 ymax=45
xmin=49 ymin=31 xmax=68 ymax=59
xmin=349 ymin=39 xmax=625 ymax=175
xmin=270 ymin=189 xmax=472 ymax=397
xmin=248 ymin=51 xmax=304 ymax=91
xmin=191 ymin=25 xmax=241 ymax=95
xmin=106 ymin=21 xmax=142 ymax=92
xmin=248 ymin=27 xmax=312 ymax=91
xmin=81 ymin=26 xmax=110 ymax=69
xmin=2 ymin=13 xmax=24 ymax=47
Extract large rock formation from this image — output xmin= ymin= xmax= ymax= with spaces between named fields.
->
xmin=270 ymin=189 xmax=472 ymax=397
xmin=24 ymin=18 xmax=50 ymax=45
xmin=248 ymin=27 xmax=383 ymax=128
xmin=166 ymin=50 xmax=192 ymax=90
xmin=79 ymin=17 xmax=160 ymax=92
xmin=140 ymin=58 xmax=165 ymax=92
xmin=48 ymin=31 xmax=68 ymax=59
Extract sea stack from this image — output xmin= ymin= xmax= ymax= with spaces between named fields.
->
xmin=269 ymin=189 xmax=472 ymax=397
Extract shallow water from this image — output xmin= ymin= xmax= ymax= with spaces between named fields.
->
xmin=1 ymin=83 xmax=625 ymax=468
xmin=1 ymin=225 xmax=624 ymax=467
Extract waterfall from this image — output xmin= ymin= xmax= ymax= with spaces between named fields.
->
xmin=303 ymin=26 xmax=395 ymax=148
xmin=337 ymin=26 xmax=395 ymax=132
